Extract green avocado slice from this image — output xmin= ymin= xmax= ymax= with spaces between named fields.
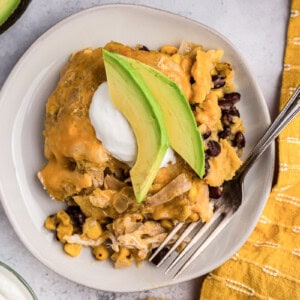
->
xmin=107 ymin=52 xmax=205 ymax=178
xmin=0 ymin=0 xmax=31 ymax=34
xmin=0 ymin=0 xmax=20 ymax=26
xmin=102 ymin=49 xmax=169 ymax=203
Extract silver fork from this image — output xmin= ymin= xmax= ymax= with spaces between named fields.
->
xmin=149 ymin=86 xmax=300 ymax=278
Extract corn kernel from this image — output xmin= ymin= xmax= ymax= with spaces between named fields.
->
xmin=160 ymin=219 xmax=173 ymax=231
xmin=189 ymin=185 xmax=197 ymax=199
xmin=64 ymin=243 xmax=82 ymax=257
xmin=56 ymin=210 xmax=71 ymax=226
xmin=160 ymin=45 xmax=178 ymax=55
xmin=56 ymin=223 xmax=73 ymax=242
xmin=112 ymin=247 xmax=134 ymax=268
xmin=92 ymin=245 xmax=110 ymax=261
xmin=44 ymin=215 xmax=57 ymax=231
xmin=189 ymin=212 xmax=199 ymax=222
xmin=211 ymin=88 xmax=224 ymax=99
xmin=171 ymin=53 xmax=181 ymax=64
xmin=223 ymin=83 xmax=236 ymax=93
xmin=82 ymin=217 xmax=102 ymax=240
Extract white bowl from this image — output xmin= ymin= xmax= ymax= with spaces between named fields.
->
xmin=0 ymin=4 xmax=274 ymax=292
xmin=0 ymin=261 xmax=37 ymax=299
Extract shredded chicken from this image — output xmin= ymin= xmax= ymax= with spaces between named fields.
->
xmin=113 ymin=214 xmax=144 ymax=236
xmin=64 ymin=234 xmax=107 ymax=247
xmin=146 ymin=173 xmax=192 ymax=206
xmin=118 ymin=233 xmax=167 ymax=259
xmin=117 ymin=221 xmax=167 ymax=259
xmin=107 ymin=232 xmax=120 ymax=252
xmin=104 ymin=175 xmax=126 ymax=190
xmin=88 ymin=188 xmax=116 ymax=208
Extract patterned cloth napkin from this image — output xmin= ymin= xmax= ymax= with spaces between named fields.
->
xmin=200 ymin=1 xmax=300 ymax=299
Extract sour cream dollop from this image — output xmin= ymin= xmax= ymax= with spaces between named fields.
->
xmin=89 ymin=82 xmax=176 ymax=167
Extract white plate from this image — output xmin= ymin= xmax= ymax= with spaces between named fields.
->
xmin=0 ymin=4 xmax=274 ymax=292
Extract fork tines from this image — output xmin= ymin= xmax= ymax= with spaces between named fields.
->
xmin=149 ymin=207 xmax=233 ymax=278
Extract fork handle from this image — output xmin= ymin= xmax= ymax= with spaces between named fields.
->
xmin=236 ymin=86 xmax=300 ymax=179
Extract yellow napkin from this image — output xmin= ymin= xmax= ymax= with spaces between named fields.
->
xmin=200 ymin=1 xmax=300 ymax=299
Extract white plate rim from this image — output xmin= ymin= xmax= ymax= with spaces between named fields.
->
xmin=0 ymin=3 xmax=275 ymax=292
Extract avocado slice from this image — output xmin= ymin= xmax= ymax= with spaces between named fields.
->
xmin=0 ymin=0 xmax=20 ymax=26
xmin=0 ymin=0 xmax=31 ymax=34
xmin=102 ymin=49 xmax=169 ymax=203
xmin=107 ymin=52 xmax=205 ymax=178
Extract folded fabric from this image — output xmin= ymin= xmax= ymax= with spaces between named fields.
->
xmin=200 ymin=0 xmax=300 ymax=299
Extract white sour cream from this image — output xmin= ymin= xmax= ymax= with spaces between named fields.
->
xmin=0 ymin=264 xmax=35 ymax=300
xmin=89 ymin=82 xmax=176 ymax=167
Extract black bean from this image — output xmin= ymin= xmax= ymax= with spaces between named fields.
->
xmin=190 ymin=76 xmax=196 ymax=84
xmin=224 ymin=92 xmax=241 ymax=103
xmin=218 ymin=126 xmax=231 ymax=139
xmin=212 ymin=75 xmax=226 ymax=89
xmin=233 ymin=131 xmax=246 ymax=149
xmin=228 ymin=106 xmax=240 ymax=117
xmin=209 ymin=186 xmax=222 ymax=199
xmin=126 ymin=181 xmax=132 ymax=187
xmin=218 ymin=99 xmax=234 ymax=110
xmin=204 ymin=155 xmax=210 ymax=177
xmin=221 ymin=112 xmax=233 ymax=125
xmin=206 ymin=141 xmax=221 ymax=157
xmin=202 ymin=129 xmax=212 ymax=139
xmin=151 ymin=247 xmax=169 ymax=265
xmin=138 ymin=45 xmax=150 ymax=51
xmin=190 ymin=102 xmax=199 ymax=111
xmin=66 ymin=206 xmax=86 ymax=227
xmin=113 ymin=168 xmax=127 ymax=180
